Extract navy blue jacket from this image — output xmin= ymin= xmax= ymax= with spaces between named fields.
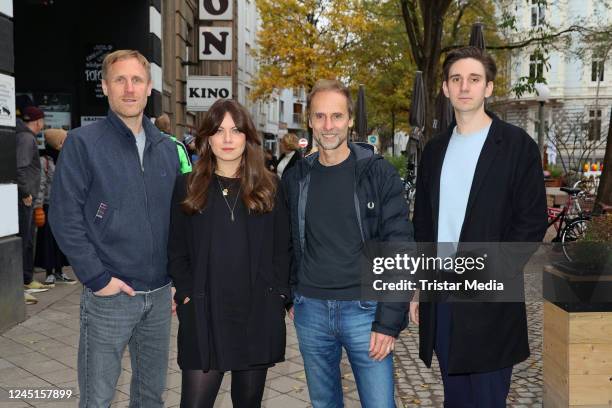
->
xmin=49 ymin=110 xmax=180 ymax=292
xmin=282 ymin=143 xmax=414 ymax=337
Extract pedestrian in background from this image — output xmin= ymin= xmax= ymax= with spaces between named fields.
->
xmin=50 ymin=50 xmax=180 ymax=407
xmin=168 ymin=98 xmax=290 ymax=408
xmin=276 ymin=132 xmax=302 ymax=179
xmin=155 ymin=113 xmax=192 ymax=174
xmin=17 ymin=105 xmax=51 ymax=304
xmin=183 ymin=133 xmax=199 ymax=163
xmin=264 ymin=148 xmax=277 ymax=172
xmin=34 ymin=128 xmax=75 ymax=285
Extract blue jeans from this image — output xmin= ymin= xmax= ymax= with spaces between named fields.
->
xmin=78 ymin=283 xmax=171 ymax=408
xmin=293 ymin=294 xmax=395 ymax=408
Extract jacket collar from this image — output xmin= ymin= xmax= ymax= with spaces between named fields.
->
xmin=299 ymin=142 xmax=378 ymax=179
xmin=16 ymin=118 xmax=36 ymax=136
xmin=440 ymin=110 xmax=503 ymax=143
xmin=430 ymin=110 xmax=503 ymax=241
xmin=106 ymin=109 xmax=165 ymax=145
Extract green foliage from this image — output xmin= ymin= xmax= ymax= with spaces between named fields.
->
xmin=547 ymin=164 xmax=563 ymax=178
xmin=384 ymin=153 xmax=407 ymax=179
xmin=583 ymin=214 xmax=612 ymax=243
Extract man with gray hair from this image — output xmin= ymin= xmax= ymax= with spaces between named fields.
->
xmin=50 ymin=50 xmax=180 ymax=407
xmin=283 ymin=79 xmax=413 ymax=407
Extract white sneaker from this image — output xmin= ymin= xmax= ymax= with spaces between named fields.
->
xmin=45 ymin=274 xmax=56 ymax=285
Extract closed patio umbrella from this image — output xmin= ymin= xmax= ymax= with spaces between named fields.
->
xmin=354 ymin=84 xmax=368 ymax=142
xmin=469 ymin=22 xmax=486 ymax=50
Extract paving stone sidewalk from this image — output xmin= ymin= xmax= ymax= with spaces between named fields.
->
xmin=1 ymin=267 xmax=546 ymax=407
xmin=0 ymin=270 xmax=388 ymax=407
xmin=393 ymin=302 xmax=543 ymax=408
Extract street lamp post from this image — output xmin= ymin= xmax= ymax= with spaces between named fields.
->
xmin=534 ymin=83 xmax=550 ymax=162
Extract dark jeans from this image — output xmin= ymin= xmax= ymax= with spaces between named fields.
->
xmin=17 ymin=201 xmax=35 ymax=285
xmin=78 ymin=283 xmax=172 ymax=407
xmin=435 ymin=302 xmax=513 ymax=408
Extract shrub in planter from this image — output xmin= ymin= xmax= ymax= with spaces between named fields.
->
xmin=571 ymin=214 xmax=612 ymax=272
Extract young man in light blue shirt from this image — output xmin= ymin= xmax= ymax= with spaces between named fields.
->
xmin=411 ymin=47 xmax=548 ymax=407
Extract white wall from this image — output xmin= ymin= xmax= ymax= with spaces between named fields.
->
xmin=0 ymin=184 xmax=18 ymax=238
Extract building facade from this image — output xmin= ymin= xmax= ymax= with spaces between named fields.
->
xmin=162 ymin=0 xmax=306 ymax=154
xmin=492 ymin=0 xmax=611 ymax=172
xmin=0 ymin=0 xmax=305 ymax=329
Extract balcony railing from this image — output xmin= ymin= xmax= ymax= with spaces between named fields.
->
xmin=292 ymin=113 xmax=303 ymax=124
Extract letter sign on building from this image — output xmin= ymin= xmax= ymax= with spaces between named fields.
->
xmin=200 ymin=0 xmax=232 ymax=20
xmin=199 ymin=27 xmax=232 ymax=60
xmin=186 ymin=76 xmax=232 ymax=111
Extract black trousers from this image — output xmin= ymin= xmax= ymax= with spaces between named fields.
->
xmin=435 ymin=303 xmax=513 ymax=408
xmin=18 ymin=201 xmax=35 ymax=284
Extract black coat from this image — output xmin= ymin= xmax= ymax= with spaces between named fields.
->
xmin=413 ymin=113 xmax=548 ymax=374
xmin=278 ymin=149 xmax=302 ymax=178
xmin=168 ymin=175 xmax=291 ymax=369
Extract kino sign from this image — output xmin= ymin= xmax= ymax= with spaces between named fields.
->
xmin=187 ymin=76 xmax=232 ymax=111
xmin=199 ymin=0 xmax=232 ymax=60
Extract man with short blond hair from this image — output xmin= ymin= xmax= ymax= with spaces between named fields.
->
xmin=50 ymin=50 xmax=180 ymax=407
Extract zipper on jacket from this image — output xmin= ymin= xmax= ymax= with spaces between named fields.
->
xmin=132 ymin=138 xmax=156 ymax=284
xmin=353 ymin=181 xmax=366 ymax=244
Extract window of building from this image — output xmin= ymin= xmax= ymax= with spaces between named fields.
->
xmin=293 ymin=103 xmax=303 ymax=124
xmin=531 ymin=0 xmax=545 ymax=27
xmin=591 ymin=56 xmax=605 ymax=82
xmin=588 ymin=109 xmax=602 ymax=140
xmin=279 ymin=100 xmax=285 ymax=122
xmin=245 ymin=0 xmax=251 ymax=33
xmin=245 ymin=43 xmax=251 ymax=74
xmin=270 ymin=98 xmax=278 ymax=123
xmin=529 ymin=53 xmax=544 ymax=81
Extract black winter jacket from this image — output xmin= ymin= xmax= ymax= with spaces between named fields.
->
xmin=282 ymin=143 xmax=414 ymax=337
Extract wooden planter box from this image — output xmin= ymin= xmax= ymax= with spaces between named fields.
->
xmin=545 ymin=177 xmax=564 ymax=188
xmin=543 ymin=264 xmax=612 ymax=407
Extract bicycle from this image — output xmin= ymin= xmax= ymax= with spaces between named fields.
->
xmin=403 ymin=162 xmax=416 ymax=210
xmin=547 ymin=187 xmax=591 ymax=262
xmin=572 ymin=175 xmax=600 ymax=197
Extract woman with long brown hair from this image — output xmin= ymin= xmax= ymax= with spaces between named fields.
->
xmin=168 ymin=99 xmax=290 ymax=407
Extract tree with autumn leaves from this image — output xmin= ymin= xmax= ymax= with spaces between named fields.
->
xmin=253 ymin=0 xmax=506 ymax=143
xmin=252 ymin=0 xmax=370 ymax=102
xmin=254 ymin=0 xmax=611 ymax=207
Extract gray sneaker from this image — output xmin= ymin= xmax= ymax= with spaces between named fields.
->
xmin=54 ymin=272 xmax=77 ymax=285
xmin=45 ymin=274 xmax=56 ymax=285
